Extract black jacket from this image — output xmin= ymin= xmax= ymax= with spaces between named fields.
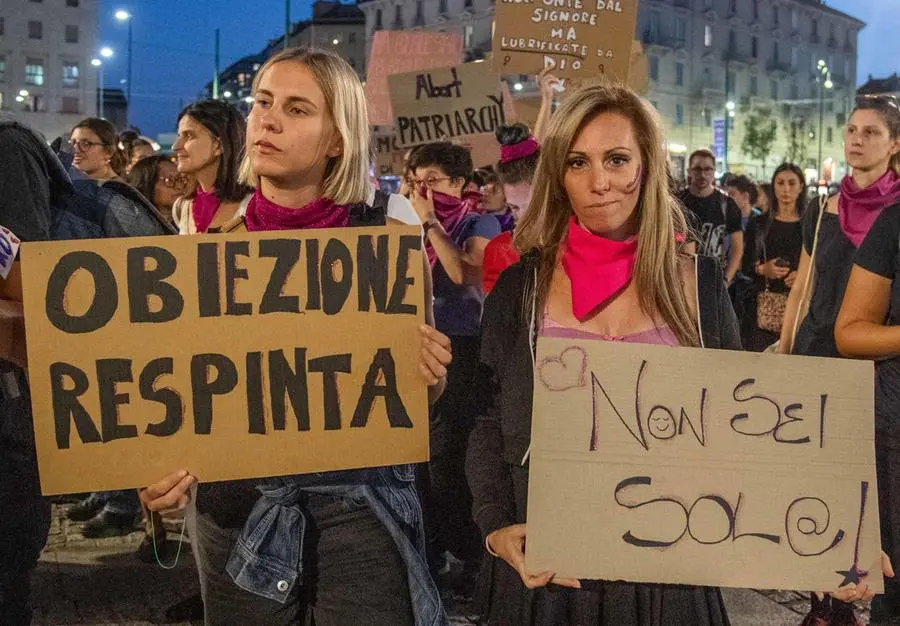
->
xmin=465 ymin=253 xmax=742 ymax=539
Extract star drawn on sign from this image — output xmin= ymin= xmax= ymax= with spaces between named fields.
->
xmin=835 ymin=481 xmax=871 ymax=589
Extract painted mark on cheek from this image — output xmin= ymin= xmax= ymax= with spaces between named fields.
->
xmin=624 ymin=165 xmax=643 ymax=194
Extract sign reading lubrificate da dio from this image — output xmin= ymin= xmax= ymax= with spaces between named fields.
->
xmin=493 ymin=0 xmax=639 ymax=80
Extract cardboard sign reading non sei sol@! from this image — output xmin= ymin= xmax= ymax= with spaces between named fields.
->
xmin=527 ymin=337 xmax=882 ymax=593
xmin=20 ymin=227 xmax=428 ymax=495
xmin=493 ymin=0 xmax=639 ymax=80
xmin=389 ymin=63 xmax=508 ymax=148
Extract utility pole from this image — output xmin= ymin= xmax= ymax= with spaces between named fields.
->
xmin=285 ymin=0 xmax=291 ymax=50
xmin=213 ymin=28 xmax=220 ymax=99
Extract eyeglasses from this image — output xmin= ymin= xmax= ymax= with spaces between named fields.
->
xmin=69 ymin=139 xmax=107 ymax=152
xmin=409 ymin=176 xmax=452 ymax=189
xmin=160 ymin=173 xmax=190 ymax=189
xmin=689 ymin=167 xmax=716 ymax=174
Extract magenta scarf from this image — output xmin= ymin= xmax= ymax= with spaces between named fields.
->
xmin=425 ymin=189 xmax=483 ymax=266
xmin=839 ymin=169 xmax=900 ymax=247
xmin=192 ymin=188 xmax=222 ymax=233
xmin=561 ymin=217 xmax=638 ymax=321
xmin=500 ymin=136 xmax=540 ymax=165
xmin=243 ymin=188 xmax=350 ymax=232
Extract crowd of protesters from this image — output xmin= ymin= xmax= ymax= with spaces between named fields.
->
xmin=2 ymin=46 xmax=900 ymax=626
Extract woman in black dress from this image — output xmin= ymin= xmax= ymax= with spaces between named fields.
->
xmin=783 ymin=95 xmax=900 ymax=623
xmin=466 ymin=82 xmax=738 ymax=626
xmin=743 ymin=163 xmax=805 ymax=351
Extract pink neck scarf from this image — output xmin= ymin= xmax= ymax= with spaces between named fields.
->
xmin=192 ymin=188 xmax=222 ymax=233
xmin=561 ymin=216 xmax=638 ymax=320
xmin=425 ymin=189 xmax=483 ymax=266
xmin=243 ymin=188 xmax=350 ymax=232
xmin=839 ymin=169 xmax=900 ymax=247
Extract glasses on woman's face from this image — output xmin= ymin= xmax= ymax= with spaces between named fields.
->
xmin=69 ymin=139 xmax=106 ymax=152
xmin=408 ymin=176 xmax=451 ymax=189
xmin=160 ymin=173 xmax=190 ymax=190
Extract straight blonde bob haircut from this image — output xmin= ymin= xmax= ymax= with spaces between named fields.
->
xmin=238 ymin=48 xmax=370 ymax=205
xmin=514 ymin=83 xmax=699 ymax=347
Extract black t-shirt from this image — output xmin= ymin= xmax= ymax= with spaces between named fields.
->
xmin=794 ymin=197 xmax=855 ymax=358
xmin=758 ymin=218 xmax=803 ymax=294
xmin=679 ymin=189 xmax=742 ymax=265
xmin=853 ymin=203 xmax=900 ymax=436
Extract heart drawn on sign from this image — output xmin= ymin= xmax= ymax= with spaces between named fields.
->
xmin=537 ymin=346 xmax=588 ymax=392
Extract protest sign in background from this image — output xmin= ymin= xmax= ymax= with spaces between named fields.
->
xmin=493 ymin=0 xmax=640 ymax=80
xmin=527 ymin=337 xmax=882 ymax=593
xmin=21 ymin=227 xmax=428 ymax=494
xmin=364 ymin=31 xmax=463 ymax=126
xmin=372 ymin=129 xmax=407 ymax=176
xmin=389 ymin=62 xmax=508 ymax=148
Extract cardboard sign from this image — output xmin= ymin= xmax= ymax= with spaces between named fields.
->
xmin=389 ymin=63 xmax=508 ymax=148
xmin=20 ymin=227 xmax=428 ymax=495
xmin=527 ymin=337 xmax=882 ymax=593
xmin=365 ymin=31 xmax=463 ymax=126
xmin=372 ymin=130 xmax=407 ymax=177
xmin=455 ymin=132 xmax=501 ymax=169
xmin=493 ymin=0 xmax=640 ymax=80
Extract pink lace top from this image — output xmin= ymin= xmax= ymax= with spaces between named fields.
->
xmin=540 ymin=313 xmax=680 ymax=346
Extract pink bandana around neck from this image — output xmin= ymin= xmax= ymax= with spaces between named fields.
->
xmin=243 ymin=188 xmax=350 ymax=232
xmin=192 ymin=188 xmax=222 ymax=233
xmin=561 ymin=216 xmax=638 ymax=320
xmin=839 ymin=169 xmax=900 ymax=247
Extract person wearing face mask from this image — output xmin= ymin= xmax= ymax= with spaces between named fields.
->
xmin=678 ymin=150 xmax=744 ymax=285
xmin=736 ymin=165 xmax=805 ymax=352
xmin=171 ymin=100 xmax=253 ymax=234
xmin=139 ymin=48 xmax=450 ymax=626
xmin=828 ymin=95 xmax=900 ymax=625
xmin=466 ymin=83 xmax=738 ymax=626
xmin=69 ymin=118 xmax=127 ymax=182
xmin=405 ymin=142 xmax=500 ymax=593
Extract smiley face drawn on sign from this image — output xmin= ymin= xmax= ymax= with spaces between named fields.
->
xmin=647 ymin=408 xmax=677 ymax=440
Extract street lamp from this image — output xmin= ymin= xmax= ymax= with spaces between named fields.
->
xmin=723 ymin=100 xmax=736 ymax=172
xmin=18 ymin=89 xmax=29 ymax=97
xmin=115 ymin=9 xmax=133 ymax=123
xmin=817 ymin=60 xmax=832 ymax=180
xmin=513 ymin=82 xmax=524 ymax=91
xmin=223 ymin=90 xmax=232 ymax=98
xmin=93 ymin=49 xmax=112 ymax=119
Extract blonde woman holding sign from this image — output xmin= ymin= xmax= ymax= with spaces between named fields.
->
xmin=140 ymin=48 xmax=450 ymax=626
xmin=465 ymin=83 xmax=739 ymax=625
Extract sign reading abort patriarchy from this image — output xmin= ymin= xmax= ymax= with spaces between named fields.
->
xmin=20 ymin=227 xmax=428 ymax=494
xmin=388 ymin=63 xmax=508 ymax=148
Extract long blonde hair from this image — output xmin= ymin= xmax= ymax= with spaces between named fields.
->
xmin=239 ymin=48 xmax=370 ymax=205
xmin=514 ymin=83 xmax=699 ymax=347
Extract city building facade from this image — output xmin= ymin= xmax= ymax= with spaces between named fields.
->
xmin=0 ymin=0 xmax=99 ymax=141
xmin=858 ymin=73 xmax=900 ymax=98
xmin=357 ymin=0 xmax=863 ymax=180
xmin=206 ymin=1 xmax=366 ymax=117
